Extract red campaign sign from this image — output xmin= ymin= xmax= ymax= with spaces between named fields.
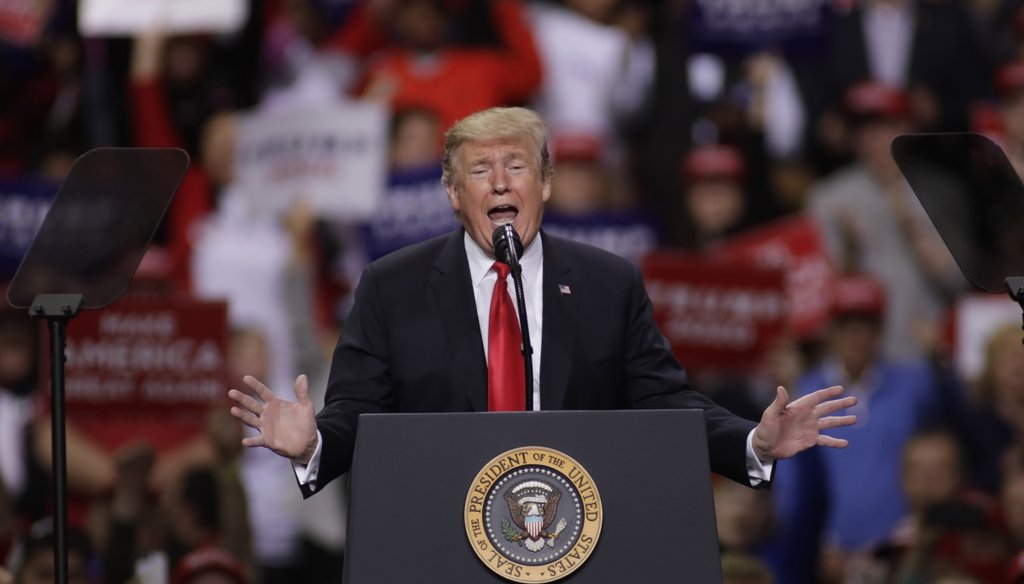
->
xmin=39 ymin=295 xmax=229 ymax=452
xmin=712 ymin=215 xmax=835 ymax=336
xmin=0 ymin=0 xmax=51 ymax=46
xmin=641 ymin=253 xmax=788 ymax=372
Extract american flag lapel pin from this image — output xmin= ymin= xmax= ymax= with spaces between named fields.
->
xmin=559 ymin=284 xmax=572 ymax=296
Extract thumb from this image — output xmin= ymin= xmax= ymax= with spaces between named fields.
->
xmin=294 ymin=374 xmax=311 ymax=405
xmin=768 ymin=386 xmax=789 ymax=416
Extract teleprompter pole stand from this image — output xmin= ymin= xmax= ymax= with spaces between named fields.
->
xmin=29 ymin=293 xmax=83 ymax=584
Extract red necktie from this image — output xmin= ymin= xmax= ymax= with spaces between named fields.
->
xmin=488 ymin=261 xmax=525 ymax=411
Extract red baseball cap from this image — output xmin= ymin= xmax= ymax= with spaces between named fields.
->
xmin=171 ymin=548 xmax=248 ymax=584
xmin=551 ymin=133 xmax=604 ymax=163
xmin=831 ymin=275 xmax=886 ymax=318
xmin=997 ymin=60 xmax=1024 ymax=98
xmin=844 ymin=81 xmax=910 ymax=121
xmin=682 ymin=145 xmax=745 ymax=182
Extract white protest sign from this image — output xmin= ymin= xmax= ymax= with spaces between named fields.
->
xmin=953 ymin=293 xmax=1021 ymax=383
xmin=234 ymin=101 xmax=388 ymax=220
xmin=79 ymin=0 xmax=247 ymax=36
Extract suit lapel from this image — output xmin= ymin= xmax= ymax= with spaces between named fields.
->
xmin=540 ymin=232 xmax=577 ymax=410
xmin=430 ymin=230 xmax=488 ymax=411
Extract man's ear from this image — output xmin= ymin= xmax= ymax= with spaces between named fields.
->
xmin=446 ymin=183 xmax=461 ymax=213
xmin=541 ymin=178 xmax=552 ymax=203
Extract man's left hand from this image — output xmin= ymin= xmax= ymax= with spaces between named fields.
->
xmin=752 ymin=385 xmax=857 ymax=462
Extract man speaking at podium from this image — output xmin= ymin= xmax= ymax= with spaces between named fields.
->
xmin=227 ymin=107 xmax=857 ymax=497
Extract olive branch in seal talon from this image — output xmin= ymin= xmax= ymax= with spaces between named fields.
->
xmin=501 ymin=518 xmax=524 ymax=542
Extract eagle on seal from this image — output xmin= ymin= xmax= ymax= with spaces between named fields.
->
xmin=504 ymin=480 xmax=562 ymax=552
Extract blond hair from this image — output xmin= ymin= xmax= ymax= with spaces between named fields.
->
xmin=975 ymin=322 xmax=1024 ymax=405
xmin=441 ymin=107 xmax=554 ymax=187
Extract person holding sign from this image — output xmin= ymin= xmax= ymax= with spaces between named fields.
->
xmin=228 ymin=106 xmax=858 ymax=498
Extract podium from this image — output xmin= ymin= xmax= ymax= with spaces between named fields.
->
xmin=342 ymin=409 xmax=723 ymax=583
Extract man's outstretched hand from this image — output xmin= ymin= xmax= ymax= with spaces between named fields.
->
xmin=752 ymin=385 xmax=857 ymax=462
xmin=228 ymin=374 xmax=318 ymax=465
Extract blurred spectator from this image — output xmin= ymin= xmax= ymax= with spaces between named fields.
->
xmin=823 ymin=0 xmax=991 ymax=138
xmin=721 ymin=551 xmax=774 ymax=584
xmin=887 ymin=429 xmax=1012 ymax=583
xmin=389 ymin=107 xmax=442 ymax=172
xmin=171 ymin=547 xmax=248 ymax=584
xmin=91 ymin=429 xmax=252 ymax=583
xmin=0 ymin=479 xmax=10 ymax=574
xmin=967 ymin=322 xmax=1024 ymax=491
xmin=351 ymin=0 xmax=543 ymax=134
xmin=527 ymin=0 xmax=654 ymax=161
xmin=680 ymin=144 xmax=749 ymax=249
xmin=7 ymin=519 xmax=94 ymax=584
xmin=901 ymin=430 xmax=969 ymax=534
xmin=714 ymin=477 xmax=775 ymax=555
xmin=996 ymin=60 xmax=1024 ymax=169
xmin=259 ymin=0 xmax=358 ymax=110
xmin=898 ymin=493 xmax=1010 ymax=583
xmin=988 ymin=4 xmax=1024 ymax=63
xmin=192 ymin=187 xmax=339 ymax=579
xmin=809 ymin=81 xmax=964 ymax=361
xmin=166 ymin=469 xmax=231 ymax=563
xmin=742 ymin=52 xmax=809 ymax=163
xmin=366 ymin=107 xmax=457 ymax=262
xmin=548 ymin=134 xmax=616 ymax=215
xmin=0 ymin=308 xmax=38 ymax=518
xmin=1003 ymin=472 xmax=1024 ymax=550
xmin=129 ymin=30 xmax=234 ymax=291
xmin=680 ymin=48 xmax=813 ymax=167
xmin=773 ymin=275 xmax=945 ymax=583
xmin=94 ymin=441 xmax=157 ymax=584
xmin=0 ymin=14 xmax=91 ymax=177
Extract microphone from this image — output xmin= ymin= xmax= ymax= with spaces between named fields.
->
xmin=492 ymin=224 xmax=524 ymax=270
xmin=490 ymin=224 xmax=533 ymax=410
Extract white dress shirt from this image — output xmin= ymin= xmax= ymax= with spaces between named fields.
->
xmin=295 ymin=232 xmax=773 ymax=490
xmin=864 ymin=0 xmax=915 ymax=89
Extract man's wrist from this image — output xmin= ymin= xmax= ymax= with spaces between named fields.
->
xmin=751 ymin=426 xmax=773 ymax=463
xmin=295 ymin=432 xmax=319 ymax=466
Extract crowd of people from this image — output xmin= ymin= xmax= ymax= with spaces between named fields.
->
xmin=5 ymin=0 xmax=1024 ymax=582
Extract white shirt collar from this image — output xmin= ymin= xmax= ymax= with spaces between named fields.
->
xmin=464 ymin=230 xmax=543 ymax=288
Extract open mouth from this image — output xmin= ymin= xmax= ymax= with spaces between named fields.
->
xmin=488 ymin=204 xmax=519 ymax=226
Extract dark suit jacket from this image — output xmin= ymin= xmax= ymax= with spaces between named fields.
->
xmin=825 ymin=0 xmax=992 ymax=132
xmin=308 ymin=229 xmax=758 ymax=496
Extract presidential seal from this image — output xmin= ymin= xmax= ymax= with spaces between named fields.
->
xmin=464 ymin=447 xmax=602 ymax=583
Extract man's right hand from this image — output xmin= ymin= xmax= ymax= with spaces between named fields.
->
xmin=228 ymin=374 xmax=318 ymax=465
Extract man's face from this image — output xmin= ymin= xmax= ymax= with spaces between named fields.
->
xmin=830 ymin=316 xmax=882 ymax=375
xmin=685 ymin=179 xmax=744 ymax=239
xmin=19 ymin=549 xmax=86 ymax=584
xmin=445 ymin=136 xmax=551 ymax=256
xmin=901 ymin=435 xmax=961 ymax=511
xmin=854 ymin=118 xmax=908 ymax=179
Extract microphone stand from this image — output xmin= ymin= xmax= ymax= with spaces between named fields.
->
xmin=507 ymin=256 xmax=534 ymax=411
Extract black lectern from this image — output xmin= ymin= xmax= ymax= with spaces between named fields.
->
xmin=6 ymin=148 xmax=188 ymax=584
xmin=343 ymin=409 xmax=722 ymax=583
